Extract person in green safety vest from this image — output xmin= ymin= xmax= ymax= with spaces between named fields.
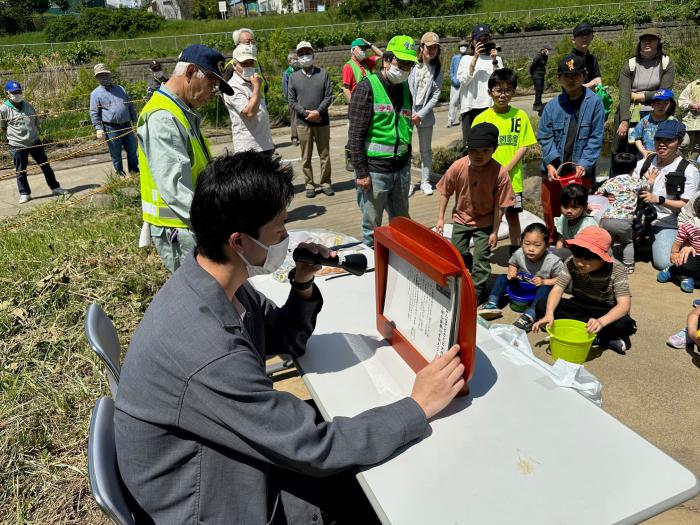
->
xmin=342 ymin=37 xmax=384 ymax=172
xmin=348 ymin=34 xmax=417 ymax=247
xmin=137 ymin=44 xmax=233 ymax=273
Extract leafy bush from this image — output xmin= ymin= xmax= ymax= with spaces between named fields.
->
xmin=44 ymin=7 xmax=165 ymax=42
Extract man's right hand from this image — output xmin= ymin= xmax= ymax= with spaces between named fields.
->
xmin=306 ymin=110 xmax=321 ymax=122
xmin=617 ymin=121 xmax=629 ymax=138
xmin=356 ymin=176 xmax=372 ymax=193
xmin=96 ymin=129 xmax=105 ymax=140
xmin=250 ymin=73 xmax=262 ymax=89
xmin=411 ymin=344 xmax=465 ymax=419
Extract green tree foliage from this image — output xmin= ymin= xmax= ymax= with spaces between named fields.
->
xmin=337 ymin=0 xmax=476 ymax=21
xmin=0 ymin=0 xmax=50 ymax=34
xmin=191 ymin=0 xmax=219 ymax=20
xmin=55 ymin=0 xmax=71 ymax=12
xmin=44 ymin=7 xmax=165 ymax=41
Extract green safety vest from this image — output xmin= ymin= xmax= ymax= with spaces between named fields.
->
xmin=138 ymin=91 xmax=212 ymax=229
xmin=365 ymin=73 xmax=412 ymax=158
xmin=346 ymin=58 xmax=367 ymax=84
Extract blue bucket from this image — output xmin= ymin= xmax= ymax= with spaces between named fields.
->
xmin=507 ymin=273 xmax=537 ymax=312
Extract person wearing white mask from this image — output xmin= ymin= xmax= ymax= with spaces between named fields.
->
xmin=146 ymin=60 xmax=169 ymax=101
xmin=223 ymin=44 xmax=274 ymax=154
xmin=224 ymin=27 xmax=269 ymax=100
xmin=447 ymin=40 xmax=470 ymax=127
xmin=348 ymin=35 xmax=418 ymax=247
xmin=0 ymin=80 xmax=67 ymax=204
xmin=288 ymin=41 xmax=334 ymax=198
xmin=114 ymin=151 xmax=464 ymax=525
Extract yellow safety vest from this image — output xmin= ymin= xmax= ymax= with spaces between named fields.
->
xmin=138 ymin=91 xmax=212 ymax=229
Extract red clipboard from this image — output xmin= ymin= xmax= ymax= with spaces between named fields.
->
xmin=374 ymin=217 xmax=477 ymax=391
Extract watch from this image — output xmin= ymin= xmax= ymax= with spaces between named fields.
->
xmin=288 ymin=268 xmax=314 ymax=291
xmin=658 ymin=195 xmax=666 ymax=205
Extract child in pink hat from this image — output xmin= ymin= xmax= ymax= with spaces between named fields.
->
xmin=532 ymin=226 xmax=637 ymax=354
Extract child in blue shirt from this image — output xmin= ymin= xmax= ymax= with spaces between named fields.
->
xmin=630 ymin=89 xmax=676 ymax=158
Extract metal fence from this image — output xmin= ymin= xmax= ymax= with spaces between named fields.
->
xmin=0 ymin=0 xmax=666 ymax=54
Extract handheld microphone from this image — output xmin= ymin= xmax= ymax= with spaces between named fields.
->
xmin=292 ymin=247 xmax=368 ymax=276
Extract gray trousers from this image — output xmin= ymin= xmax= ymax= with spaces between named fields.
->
xmin=151 ymin=226 xmax=196 ymax=273
xmin=416 ymin=125 xmax=433 ymax=184
xmin=600 ymin=218 xmax=634 ymax=266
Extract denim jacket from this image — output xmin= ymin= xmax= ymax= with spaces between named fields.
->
xmin=538 ymin=88 xmax=605 ymax=174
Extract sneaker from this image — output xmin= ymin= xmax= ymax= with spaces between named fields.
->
xmin=666 ymin=328 xmax=689 ymax=349
xmin=305 ymin=188 xmax=315 ymax=198
xmin=18 ymin=194 xmax=31 ymax=204
xmin=693 ymin=299 xmax=700 ymax=309
xmin=605 ymin=338 xmax=628 ymax=355
xmin=477 ymin=302 xmax=502 ymax=320
xmin=321 ymin=185 xmax=335 ymax=196
xmin=52 ymin=187 xmax=68 ymax=196
xmin=513 ymin=313 xmax=534 ymax=332
xmin=420 ymin=182 xmax=433 ymax=196
xmin=657 ymin=267 xmax=672 ymax=283
xmin=680 ymin=277 xmax=695 ymax=293
xmin=408 ymin=183 xmax=416 ymax=197
xmin=624 ymin=262 xmax=635 ymax=274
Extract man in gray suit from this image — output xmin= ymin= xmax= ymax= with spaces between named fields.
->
xmin=114 ymin=151 xmax=465 ymax=524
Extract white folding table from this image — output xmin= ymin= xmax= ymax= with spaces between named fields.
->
xmin=252 ymin=248 xmax=699 ymax=525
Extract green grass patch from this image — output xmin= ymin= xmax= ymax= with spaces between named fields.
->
xmin=0 ymin=179 xmax=167 ymax=523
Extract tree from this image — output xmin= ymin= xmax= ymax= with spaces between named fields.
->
xmin=55 ymin=0 xmax=71 ymax=11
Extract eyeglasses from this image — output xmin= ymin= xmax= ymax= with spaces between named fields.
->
xmin=491 ymin=88 xmax=514 ymax=96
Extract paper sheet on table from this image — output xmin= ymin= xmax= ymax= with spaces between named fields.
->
xmin=489 ymin=324 xmax=603 ymax=406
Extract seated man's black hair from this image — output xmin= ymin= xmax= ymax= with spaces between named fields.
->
xmin=191 ymin=151 xmax=294 ymax=264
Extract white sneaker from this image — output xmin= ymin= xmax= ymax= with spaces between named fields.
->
xmin=408 ymin=183 xmax=416 ymax=197
xmin=420 ymin=182 xmax=433 ymax=196
xmin=18 ymin=194 xmax=31 ymax=204
xmin=52 ymin=187 xmax=68 ymax=196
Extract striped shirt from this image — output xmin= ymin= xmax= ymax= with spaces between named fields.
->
xmin=675 ymin=222 xmax=700 ymax=252
xmin=556 ymin=257 xmax=631 ymax=307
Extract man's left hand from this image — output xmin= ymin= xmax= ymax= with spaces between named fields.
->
xmin=487 ymin=232 xmax=498 ymax=250
xmin=306 ymin=110 xmax=321 ymax=122
xmin=294 ymin=242 xmax=332 ymax=282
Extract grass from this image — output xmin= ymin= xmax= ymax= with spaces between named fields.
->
xmin=0 ymin=0 xmax=660 ymax=47
xmin=0 ymin=179 xmax=168 ymax=523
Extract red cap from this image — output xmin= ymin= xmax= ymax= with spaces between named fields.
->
xmin=565 ymin=226 xmax=613 ymax=263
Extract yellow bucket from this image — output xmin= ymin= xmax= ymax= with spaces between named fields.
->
xmin=545 ymin=319 xmax=596 ymax=364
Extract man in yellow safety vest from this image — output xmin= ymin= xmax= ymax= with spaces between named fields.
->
xmin=137 ymin=44 xmax=233 ymax=272
xmin=348 ymin=35 xmax=417 ymax=247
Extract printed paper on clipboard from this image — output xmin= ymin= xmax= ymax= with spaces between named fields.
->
xmin=382 ymin=251 xmax=460 ymax=362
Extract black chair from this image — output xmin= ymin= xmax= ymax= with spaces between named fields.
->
xmin=85 ymin=304 xmax=121 ymax=397
xmin=87 ymin=396 xmax=136 ymax=525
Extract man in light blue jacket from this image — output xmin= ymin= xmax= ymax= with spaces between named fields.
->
xmin=447 ymin=40 xmax=469 ymax=127
xmin=538 ymin=52 xmax=605 ymax=243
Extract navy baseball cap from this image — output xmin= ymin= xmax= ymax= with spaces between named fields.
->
xmin=4 ymin=80 xmax=21 ymax=93
xmin=178 ymin=44 xmax=233 ymax=96
xmin=651 ymin=89 xmax=674 ymax=101
xmin=472 ymin=24 xmax=491 ymax=40
xmin=655 ymin=119 xmax=686 ymax=140
xmin=573 ymin=22 xmax=594 ymax=37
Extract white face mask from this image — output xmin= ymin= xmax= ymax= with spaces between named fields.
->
xmin=240 ymin=66 xmax=257 ymax=81
xmin=459 ymin=46 xmax=468 ymax=54
xmin=298 ymin=55 xmax=314 ymax=68
xmin=239 ymin=235 xmax=290 ymax=278
xmin=386 ymin=64 xmax=410 ymax=85
xmin=241 ymin=43 xmax=257 ymax=56
xmin=8 ymin=93 xmax=23 ymax=104
xmin=354 ymin=49 xmax=366 ymax=61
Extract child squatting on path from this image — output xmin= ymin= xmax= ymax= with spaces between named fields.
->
xmin=532 ymin=226 xmax=638 ymax=355
xmin=551 ymin=183 xmax=598 ymax=260
xmin=479 ymin=222 xmax=564 ymax=332
xmin=436 ymin=122 xmax=514 ymax=302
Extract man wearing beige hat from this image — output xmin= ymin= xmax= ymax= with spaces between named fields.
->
xmin=90 ymin=63 xmax=139 ymax=177
xmin=223 ymin=44 xmax=274 ymax=154
xmin=288 ymin=40 xmax=334 ymax=198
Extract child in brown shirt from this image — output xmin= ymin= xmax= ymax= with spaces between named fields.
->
xmin=436 ymin=122 xmax=515 ymax=300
